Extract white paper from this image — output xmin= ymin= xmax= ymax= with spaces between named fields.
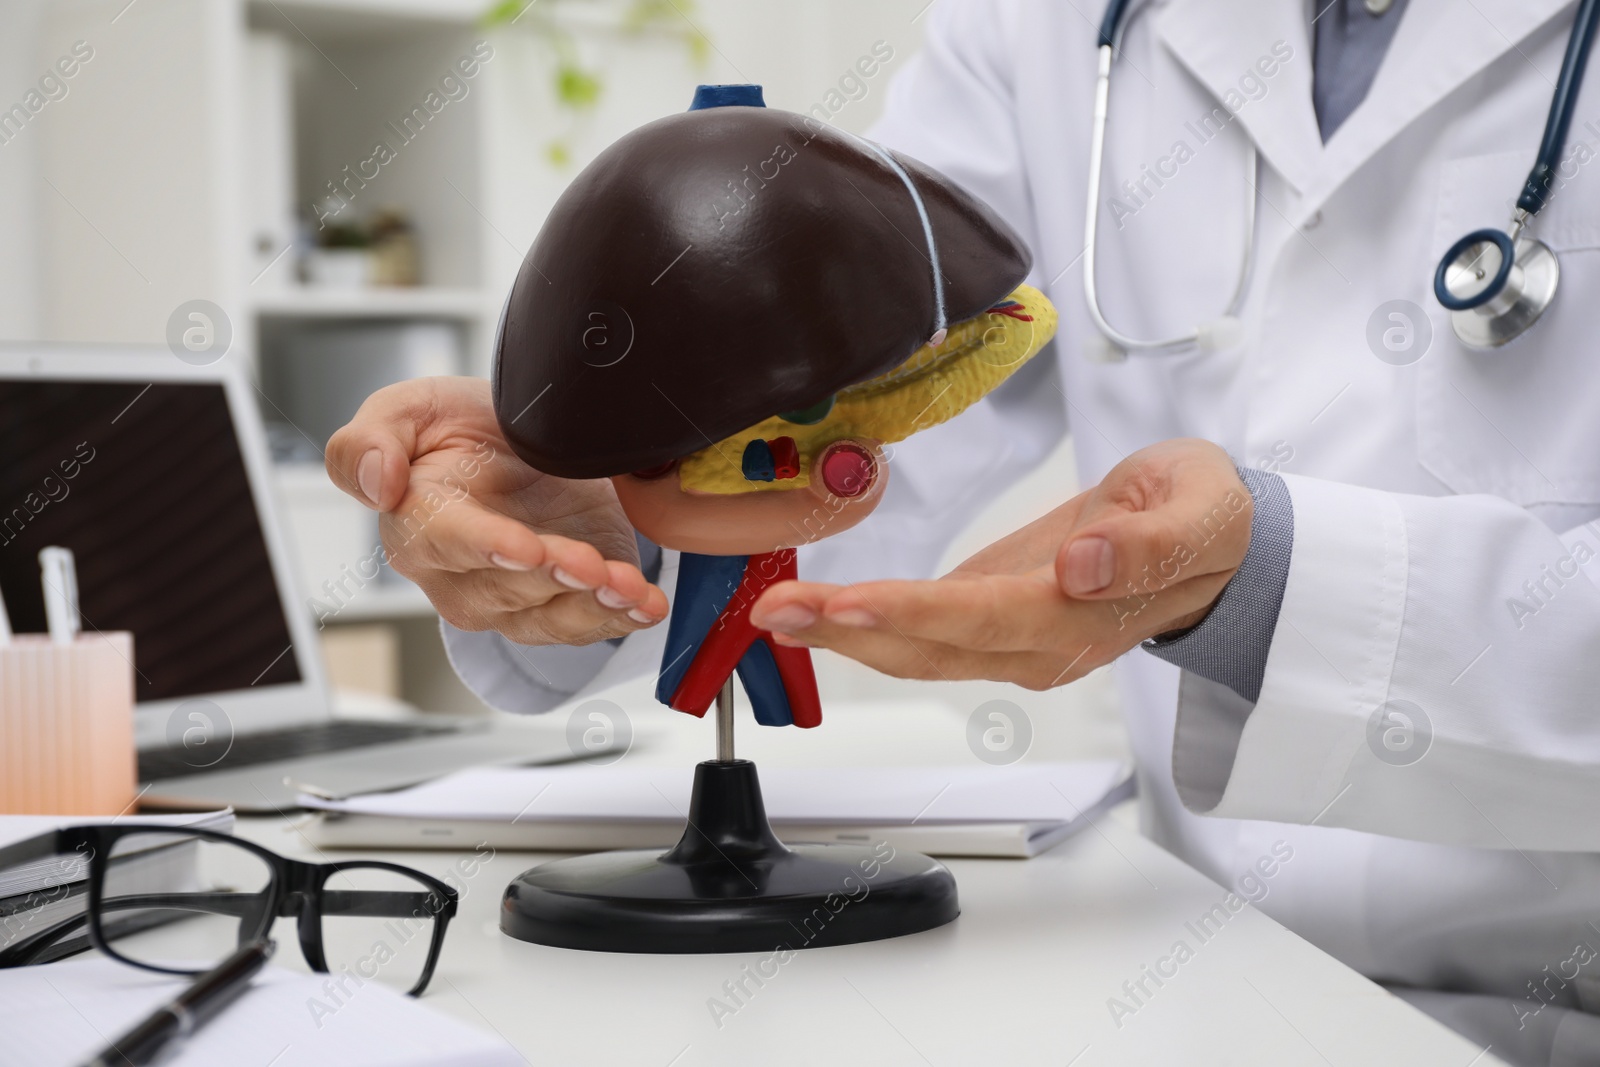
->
xmin=0 ymin=958 xmax=520 ymax=1067
xmin=300 ymin=761 xmax=1130 ymax=827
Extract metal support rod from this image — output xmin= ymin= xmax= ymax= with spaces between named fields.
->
xmin=715 ymin=679 xmax=735 ymax=762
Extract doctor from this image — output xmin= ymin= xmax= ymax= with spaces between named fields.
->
xmin=330 ymin=0 xmax=1600 ymax=1061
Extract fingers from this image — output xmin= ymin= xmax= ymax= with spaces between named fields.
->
xmin=528 ymin=576 xmax=666 ymax=638
xmin=753 ymin=565 xmax=1231 ymax=677
xmin=423 ymin=560 xmax=666 ymax=646
xmin=781 ymin=574 xmax=1089 ymax=654
xmin=432 ymin=585 xmax=649 ymax=646
xmin=753 ymin=575 xmax=1089 ymax=659
xmin=327 ymin=377 xmax=486 ymax=511
xmin=1058 ymin=440 xmax=1251 ymax=600
xmin=599 ymin=557 xmax=671 ymax=620
xmin=776 ymin=617 xmax=1085 ymax=691
xmin=383 ymin=497 xmax=669 ymax=646
xmin=382 ymin=492 xmax=607 ymax=585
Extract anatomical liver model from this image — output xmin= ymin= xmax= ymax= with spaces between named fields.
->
xmin=494 ymin=84 xmax=1057 ymax=954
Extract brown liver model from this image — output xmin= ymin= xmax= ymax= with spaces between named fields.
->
xmin=493 ymin=103 xmax=1031 ymax=479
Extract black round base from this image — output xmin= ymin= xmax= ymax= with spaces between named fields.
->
xmin=500 ymin=761 xmax=959 ymax=954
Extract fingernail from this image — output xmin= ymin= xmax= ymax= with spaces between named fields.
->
xmin=596 ymin=586 xmax=635 ymax=610
xmin=627 ymin=608 xmax=657 ymax=624
xmin=491 ymin=553 xmax=533 ymax=572
xmin=826 ymin=607 xmax=877 ymax=629
xmin=1064 ymin=536 xmax=1115 ymax=595
xmin=357 ymin=449 xmax=383 ymax=507
xmin=759 ymin=605 xmax=817 ymax=632
xmin=551 ymin=566 xmax=592 ymax=591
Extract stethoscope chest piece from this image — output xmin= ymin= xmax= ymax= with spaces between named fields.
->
xmin=1435 ymin=228 xmax=1560 ymax=348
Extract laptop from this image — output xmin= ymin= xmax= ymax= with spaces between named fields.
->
xmin=0 ymin=346 xmax=599 ymax=813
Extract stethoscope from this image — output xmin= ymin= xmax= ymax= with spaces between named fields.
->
xmin=1085 ymin=0 xmax=1600 ymax=356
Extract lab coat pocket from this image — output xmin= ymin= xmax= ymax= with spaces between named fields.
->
xmin=1418 ymin=152 xmax=1600 ymax=506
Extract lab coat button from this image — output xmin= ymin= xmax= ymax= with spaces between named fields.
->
xmin=1302 ymin=211 xmax=1323 ymax=231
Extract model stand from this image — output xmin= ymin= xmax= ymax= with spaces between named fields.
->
xmin=500 ymin=680 xmax=959 ymax=953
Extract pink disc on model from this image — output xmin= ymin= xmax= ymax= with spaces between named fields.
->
xmin=818 ymin=442 xmax=875 ymax=498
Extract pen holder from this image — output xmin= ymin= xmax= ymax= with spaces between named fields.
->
xmin=0 ymin=633 xmax=137 ymax=815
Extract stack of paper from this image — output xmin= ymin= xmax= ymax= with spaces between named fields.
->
xmin=300 ymin=761 xmax=1134 ymax=858
xmin=0 ymin=810 xmax=234 ymax=896
xmin=0 ymin=957 xmax=520 ymax=1067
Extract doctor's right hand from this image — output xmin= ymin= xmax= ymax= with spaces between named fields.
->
xmin=325 ymin=376 xmax=668 ymax=646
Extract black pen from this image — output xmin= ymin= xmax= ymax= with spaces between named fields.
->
xmin=80 ymin=939 xmax=276 ymax=1067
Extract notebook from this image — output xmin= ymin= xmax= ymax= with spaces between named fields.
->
xmin=0 ymin=957 xmax=521 ymax=1067
xmin=299 ymin=761 xmax=1135 ymax=859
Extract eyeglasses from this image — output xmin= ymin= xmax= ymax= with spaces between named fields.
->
xmin=0 ymin=824 xmax=457 ymax=996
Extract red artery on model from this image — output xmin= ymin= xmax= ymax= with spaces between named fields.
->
xmin=665 ymin=549 xmax=822 ymax=728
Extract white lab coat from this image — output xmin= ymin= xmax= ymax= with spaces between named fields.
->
xmin=448 ymin=0 xmax=1600 ymax=1059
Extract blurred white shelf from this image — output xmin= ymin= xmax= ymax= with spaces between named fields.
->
xmin=252 ymin=286 xmax=490 ymax=319
xmin=327 ymin=583 xmax=439 ymax=622
xmin=249 ymin=0 xmax=484 ymax=31
xmin=264 ymin=0 xmax=483 ymax=15
xmin=254 ymin=0 xmax=677 ymax=34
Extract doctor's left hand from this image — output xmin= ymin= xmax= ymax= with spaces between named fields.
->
xmin=750 ymin=439 xmax=1251 ymax=689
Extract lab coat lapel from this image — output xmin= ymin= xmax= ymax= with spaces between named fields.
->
xmin=1305 ymin=0 xmax=1578 ymax=211
xmin=1155 ymin=0 xmax=1578 ymax=217
xmin=1154 ymin=0 xmax=1323 ymax=195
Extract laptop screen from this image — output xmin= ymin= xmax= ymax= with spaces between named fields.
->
xmin=0 ymin=379 xmax=303 ymax=701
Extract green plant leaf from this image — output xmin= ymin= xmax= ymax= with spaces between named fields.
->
xmin=556 ymin=64 xmax=602 ymax=108
xmin=547 ymin=140 xmax=571 ymax=167
xmin=687 ymin=30 xmax=710 ymax=65
xmin=480 ymin=0 xmax=526 ymax=26
xmin=621 ymin=0 xmax=679 ymax=29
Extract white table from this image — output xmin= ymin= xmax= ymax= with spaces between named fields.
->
xmin=228 ymin=699 xmax=1500 ymax=1066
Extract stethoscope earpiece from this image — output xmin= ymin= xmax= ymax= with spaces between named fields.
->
xmin=1434 ymin=227 xmax=1560 ymax=349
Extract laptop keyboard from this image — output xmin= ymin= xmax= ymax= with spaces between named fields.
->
xmin=139 ymin=720 xmax=458 ymax=782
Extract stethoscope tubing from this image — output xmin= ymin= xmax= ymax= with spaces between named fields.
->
xmin=1521 ymin=0 xmax=1600 ymax=215
xmin=1083 ymin=31 xmax=1257 ymax=353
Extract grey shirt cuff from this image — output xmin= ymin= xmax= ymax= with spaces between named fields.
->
xmin=1143 ymin=467 xmax=1294 ymax=703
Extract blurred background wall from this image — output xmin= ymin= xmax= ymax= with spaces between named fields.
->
xmin=0 ymin=0 xmax=1120 ymax=761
